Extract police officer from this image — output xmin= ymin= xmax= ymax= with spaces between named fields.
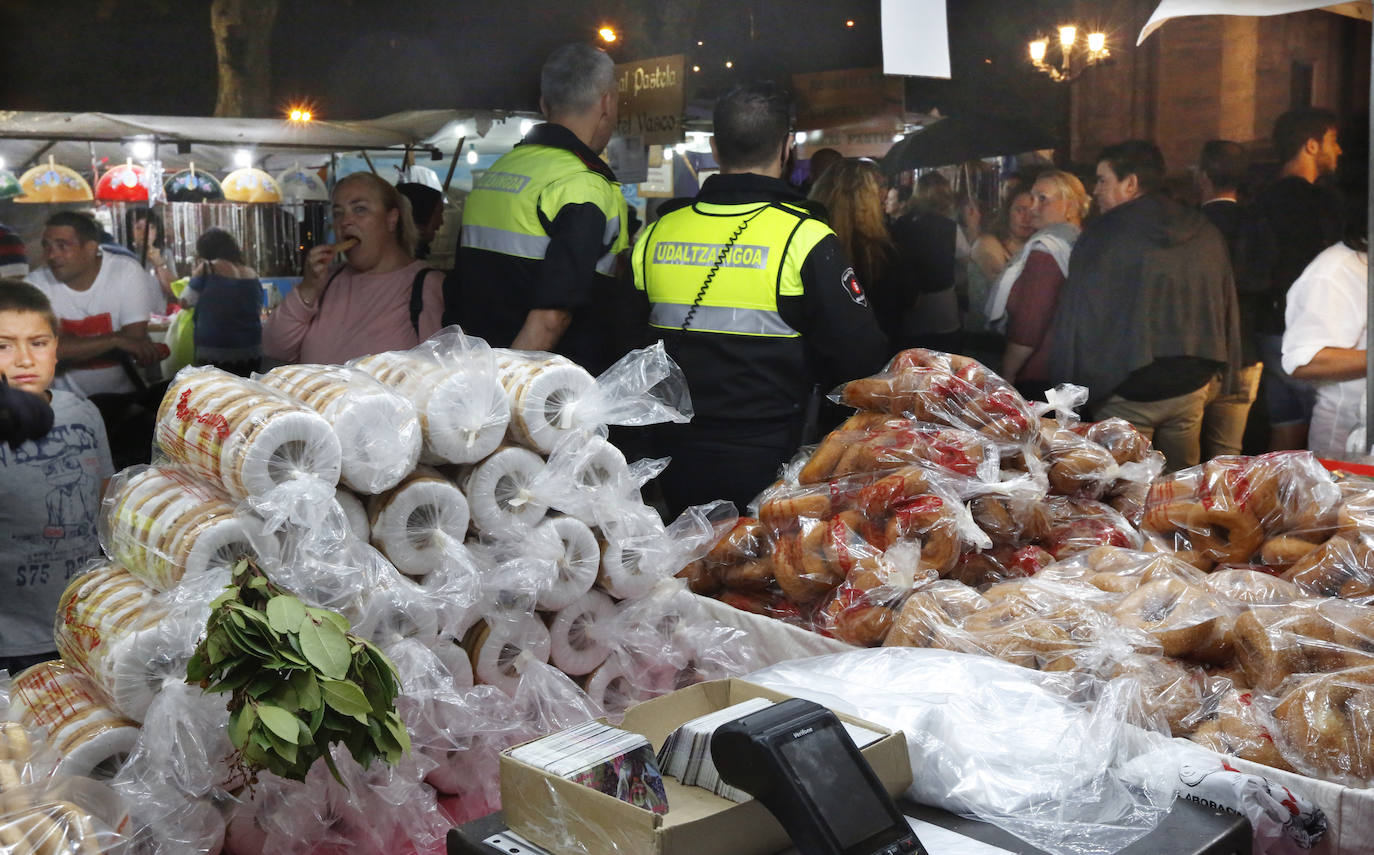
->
xmin=446 ymin=43 xmax=630 ymax=375
xmin=632 ymin=82 xmax=889 ymax=517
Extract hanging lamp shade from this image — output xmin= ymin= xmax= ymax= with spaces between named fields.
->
xmin=274 ymin=164 xmax=328 ymax=201
xmin=95 ymin=161 xmax=149 ymax=203
xmin=14 ymin=158 xmax=93 ymax=203
xmin=164 ymin=167 xmax=224 ymax=202
xmin=222 ymin=167 xmax=282 ymax=203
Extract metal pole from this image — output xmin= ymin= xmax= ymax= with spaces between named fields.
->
xmin=1366 ymin=26 xmax=1373 ymax=456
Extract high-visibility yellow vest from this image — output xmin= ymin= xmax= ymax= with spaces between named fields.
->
xmin=632 ymin=200 xmax=832 ymax=337
xmin=461 ymin=144 xmax=628 ymax=274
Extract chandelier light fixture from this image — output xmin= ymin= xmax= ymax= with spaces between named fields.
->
xmin=1028 ymin=25 xmax=1110 ymax=82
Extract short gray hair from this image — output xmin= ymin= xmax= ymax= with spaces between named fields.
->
xmin=541 ymin=44 xmax=616 ymax=116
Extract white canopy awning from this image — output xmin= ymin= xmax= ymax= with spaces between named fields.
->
xmin=1138 ymin=0 xmax=1371 ymax=43
xmin=0 ymin=108 xmax=536 ymax=174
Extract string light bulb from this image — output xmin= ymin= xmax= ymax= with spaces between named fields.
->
xmin=466 ymin=145 xmax=478 ymax=165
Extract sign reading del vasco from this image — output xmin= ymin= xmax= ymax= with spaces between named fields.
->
xmin=615 ymin=54 xmax=685 ymax=145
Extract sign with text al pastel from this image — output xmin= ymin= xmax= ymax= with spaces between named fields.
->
xmin=615 ymin=54 xmax=686 ymax=145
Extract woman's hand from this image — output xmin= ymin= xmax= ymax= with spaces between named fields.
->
xmin=295 ymin=244 xmax=339 ymax=307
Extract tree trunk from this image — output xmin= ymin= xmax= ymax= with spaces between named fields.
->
xmin=211 ymin=0 xmax=281 ymax=117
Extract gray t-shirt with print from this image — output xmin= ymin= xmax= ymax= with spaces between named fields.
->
xmin=0 ymin=389 xmax=113 ymax=657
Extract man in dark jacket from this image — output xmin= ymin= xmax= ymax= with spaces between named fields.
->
xmin=631 ymin=82 xmax=889 ymax=515
xmin=1048 ymin=140 xmax=1241 ymax=472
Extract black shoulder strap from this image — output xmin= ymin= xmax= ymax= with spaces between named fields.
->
xmin=410 ymin=266 xmax=439 ymax=335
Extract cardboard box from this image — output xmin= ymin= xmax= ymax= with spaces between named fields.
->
xmin=501 ymin=678 xmax=913 ymax=855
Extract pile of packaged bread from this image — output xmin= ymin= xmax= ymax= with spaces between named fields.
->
xmin=682 ymin=348 xmax=1374 ymax=788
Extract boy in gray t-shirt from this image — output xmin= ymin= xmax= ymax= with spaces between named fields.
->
xmin=0 ymin=279 xmax=112 ymax=674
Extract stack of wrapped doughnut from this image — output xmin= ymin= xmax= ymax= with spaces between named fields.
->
xmin=16 ymin=334 xmax=750 ymax=855
xmin=0 ymin=717 xmax=119 ymax=854
xmin=687 ymin=348 xmax=1374 ymax=788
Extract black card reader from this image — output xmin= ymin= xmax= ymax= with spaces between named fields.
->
xmin=710 ymin=698 xmax=927 ymax=855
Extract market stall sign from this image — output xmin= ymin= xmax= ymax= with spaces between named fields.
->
xmin=791 ymin=67 xmax=904 ymax=132
xmin=615 ymin=54 xmax=686 ymax=146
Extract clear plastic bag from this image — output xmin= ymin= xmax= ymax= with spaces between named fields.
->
xmin=0 ymin=775 xmax=129 ymax=855
xmin=1142 ymin=453 xmax=1341 ymax=572
xmin=797 ymin=413 xmax=1002 ymax=485
xmin=352 ymin=330 xmax=512 ymax=466
xmin=10 ymin=661 xmax=139 ymax=781
xmin=832 ymin=348 xmax=1039 ymax=448
xmin=156 ymin=365 xmax=343 ymax=499
xmin=1271 ymin=665 xmax=1374 ymax=786
xmin=100 ymin=465 xmax=278 ymax=591
xmin=256 ymin=362 xmax=422 ymax=494
xmin=365 ymin=465 xmax=472 ymax=576
xmin=748 ymin=647 xmax=1175 ymax=855
xmin=110 ymin=682 xmax=233 ymax=855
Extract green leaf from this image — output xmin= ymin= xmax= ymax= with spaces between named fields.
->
xmin=186 ymin=649 xmax=210 ymax=684
xmin=385 ymin=711 xmax=411 ymax=755
xmin=229 ymin=704 xmax=257 ymax=749
xmin=291 ymin=670 xmax=321 ymax=711
xmin=299 ymin=617 xmax=351 ymax=680
xmin=305 ymin=606 xmax=352 ymax=635
xmin=262 ymin=724 xmax=299 ymax=766
xmin=266 ymin=595 xmax=307 ymax=634
xmin=256 ymin=704 xmax=301 ymax=745
xmin=320 ymin=678 xmax=373 ymax=718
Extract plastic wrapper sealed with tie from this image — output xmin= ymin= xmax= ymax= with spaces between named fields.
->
xmin=495 ymin=340 xmax=692 ymax=453
xmin=255 ymin=362 xmax=422 ymax=494
xmin=831 ymin=348 xmax=1038 ymax=449
xmin=351 ymin=327 xmax=512 ymax=465
xmin=748 ymin=647 xmax=1176 ymax=855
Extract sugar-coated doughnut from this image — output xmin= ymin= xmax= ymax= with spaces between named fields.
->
xmin=1272 ymin=665 xmax=1374 ymax=782
xmin=1112 ymin=578 xmax=1220 ymax=658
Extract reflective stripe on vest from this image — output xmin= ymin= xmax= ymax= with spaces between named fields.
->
xmin=646 ymin=303 xmax=800 ymax=336
xmin=632 ymin=201 xmax=831 ymax=338
xmin=460 ymin=224 xmax=551 ymax=259
xmin=460 ymin=144 xmax=628 ymax=264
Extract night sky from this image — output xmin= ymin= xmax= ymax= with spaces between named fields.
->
xmin=0 ymin=0 xmax=1070 ymax=121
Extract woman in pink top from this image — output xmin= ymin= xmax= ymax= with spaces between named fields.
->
xmin=992 ymin=170 xmax=1089 ymax=401
xmin=263 ymin=172 xmax=444 ymax=364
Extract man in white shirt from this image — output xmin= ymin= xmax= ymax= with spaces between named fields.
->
xmin=24 ymin=211 xmax=162 ymax=398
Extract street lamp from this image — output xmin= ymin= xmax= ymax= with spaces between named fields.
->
xmin=1028 ymin=25 xmax=1109 ymax=82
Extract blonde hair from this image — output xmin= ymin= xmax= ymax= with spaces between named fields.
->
xmin=1032 ymin=170 xmax=1090 ymax=224
xmin=334 ymin=172 xmax=418 ymax=256
xmin=809 ymin=160 xmax=893 ymax=286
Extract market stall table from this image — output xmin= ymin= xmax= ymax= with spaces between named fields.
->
xmin=445 ymin=798 xmax=1252 ymax=855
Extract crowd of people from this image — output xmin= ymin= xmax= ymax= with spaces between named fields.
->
xmin=0 ymin=42 xmax=1368 ymax=672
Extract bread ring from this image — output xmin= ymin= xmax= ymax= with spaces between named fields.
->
xmin=1282 ymin=536 xmax=1374 ymax=599
xmin=675 ymin=560 xmax=720 ymax=595
xmin=884 ymin=495 xmax=960 ymax=575
xmin=758 ymin=485 xmax=834 ymax=530
xmin=798 ymin=432 xmax=850 ymax=484
xmin=1272 ymin=665 xmax=1374 ymax=781
xmin=1046 ymin=443 xmax=1118 ymax=496
xmin=1201 ymin=568 xmax=1303 ymax=606
xmin=969 ymin=496 xmax=1021 ymax=547
xmin=1143 ymin=499 xmax=1263 ymax=565
xmin=882 ymin=584 xmax=982 ymax=649
xmin=1233 ymin=606 xmax=1334 ymax=690
xmin=855 ymin=467 xmax=933 ymax=518
xmin=771 ymin=525 xmax=845 ymax=604
xmin=1189 ymin=689 xmax=1295 ymax=772
xmin=718 ymin=560 xmax=775 ymax=592
xmin=1110 ymin=655 xmax=1209 ymax=736
xmin=1259 ymin=535 xmax=1324 ymax=568
xmin=1112 ymin=578 xmax=1220 ymax=658
xmin=1079 ymin=418 xmax=1152 ymax=465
